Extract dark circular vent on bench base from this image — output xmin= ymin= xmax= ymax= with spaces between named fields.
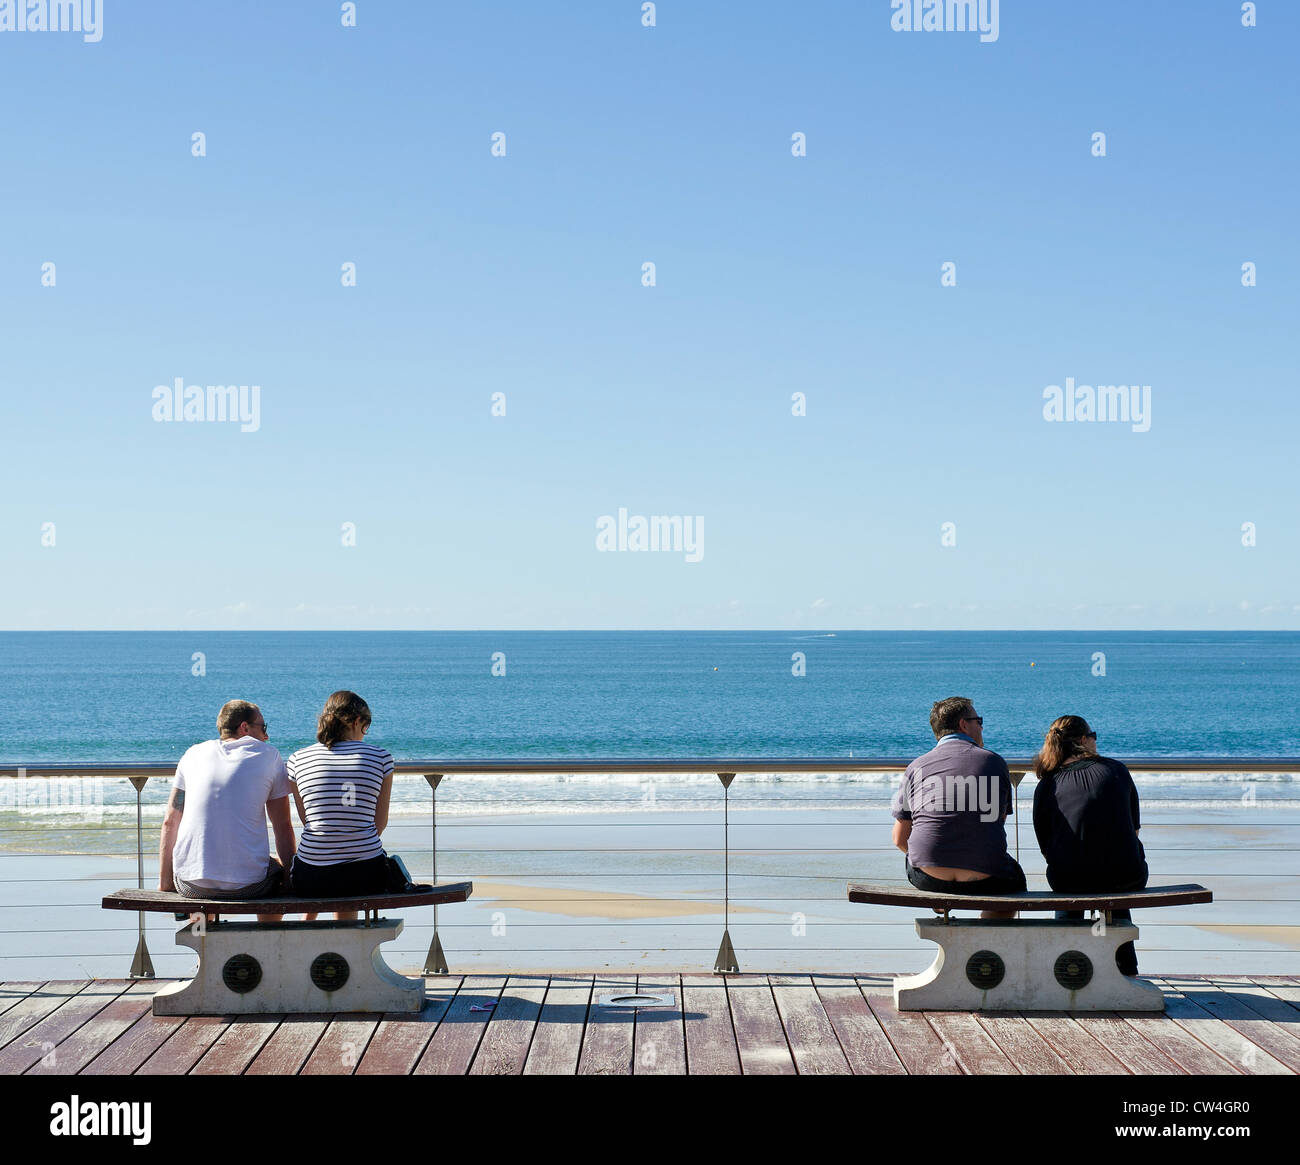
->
xmin=1054 ymin=950 xmax=1093 ymax=991
xmin=311 ymin=952 xmax=350 ymax=992
xmin=222 ymin=954 xmax=262 ymax=994
xmin=965 ymin=951 xmax=1005 ymax=990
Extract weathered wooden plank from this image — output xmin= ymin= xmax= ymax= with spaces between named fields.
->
xmin=1175 ymin=979 xmax=1300 ymax=1073
xmin=244 ymin=1016 xmax=328 ymax=1076
xmin=1249 ymin=978 xmax=1300 ymax=1012
xmin=356 ymin=978 xmax=462 ymax=1075
xmin=771 ymin=983 xmax=850 ymax=1074
xmin=0 ymin=983 xmax=47 ymax=1019
xmin=414 ymin=976 xmax=507 ymax=1076
xmin=191 ymin=1016 xmax=284 ymax=1075
xmin=809 ymin=973 xmax=861 ymax=988
xmin=1151 ymin=980 xmax=1290 ymax=1076
xmin=578 ymin=976 xmax=638 ymax=1075
xmin=0 ymin=981 xmax=123 ymax=1074
xmin=925 ymin=1013 xmax=1017 ymax=1075
xmin=861 ymin=991 xmax=961 ymax=1074
xmin=300 ymin=1015 xmax=378 ymax=1075
xmin=80 ymin=1008 xmax=188 ymax=1076
xmin=1021 ymin=1015 xmax=1127 ymax=1074
xmin=976 ymin=1012 xmax=1074 ymax=1074
xmin=634 ymin=975 xmax=686 ymax=1076
xmin=848 ymin=882 xmax=1211 ymax=911
xmin=523 ymin=978 xmax=591 ymax=1076
xmin=0 ymin=981 xmax=91 ymax=1054
xmin=1069 ymin=1013 xmax=1186 ymax=1075
xmin=136 ymin=1016 xmax=228 ymax=1074
xmin=1120 ymin=1013 xmax=1242 ymax=1076
xmin=24 ymin=982 xmax=157 ymax=1076
xmin=766 ymin=973 xmax=813 ymax=987
xmin=1216 ymin=977 xmax=1300 ymax=1023
xmin=727 ymin=980 xmax=796 ymax=1075
xmin=681 ymin=983 xmax=740 ymax=1075
xmin=817 ymin=985 xmax=905 ymax=1075
xmin=468 ymin=978 xmax=548 ymax=1076
xmin=103 ymin=882 xmax=472 ymax=914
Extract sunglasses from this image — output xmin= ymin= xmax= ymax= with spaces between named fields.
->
xmin=961 ymin=716 xmax=984 ymax=726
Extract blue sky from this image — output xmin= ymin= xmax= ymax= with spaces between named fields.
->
xmin=2 ymin=0 xmax=1296 ymax=630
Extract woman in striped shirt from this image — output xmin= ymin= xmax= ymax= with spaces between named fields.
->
xmin=288 ymin=690 xmax=394 ymax=920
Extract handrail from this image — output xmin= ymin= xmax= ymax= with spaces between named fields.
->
xmin=6 ymin=756 xmax=1300 ymax=778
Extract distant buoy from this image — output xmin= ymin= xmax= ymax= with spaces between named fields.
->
xmin=1030 ymin=662 xmax=1036 ymax=667
xmin=713 ymin=667 xmax=718 ymax=671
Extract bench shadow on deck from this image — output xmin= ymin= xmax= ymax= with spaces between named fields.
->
xmin=1 ymin=974 xmax=1298 ymax=1076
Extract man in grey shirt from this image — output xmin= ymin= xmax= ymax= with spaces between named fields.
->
xmin=891 ymin=696 xmax=1025 ymax=918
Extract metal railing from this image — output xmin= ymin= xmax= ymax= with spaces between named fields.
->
xmin=1 ymin=758 xmax=1297 ymax=978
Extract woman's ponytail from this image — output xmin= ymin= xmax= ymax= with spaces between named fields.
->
xmin=1033 ymin=715 xmax=1092 ymax=779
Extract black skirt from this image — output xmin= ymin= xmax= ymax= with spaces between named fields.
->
xmin=290 ymin=853 xmax=390 ymax=897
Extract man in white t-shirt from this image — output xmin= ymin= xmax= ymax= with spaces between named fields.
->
xmin=159 ymin=700 xmax=298 ymax=920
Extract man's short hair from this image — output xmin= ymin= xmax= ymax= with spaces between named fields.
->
xmin=217 ymin=700 xmax=261 ymax=739
xmin=930 ymin=696 xmax=975 ymax=740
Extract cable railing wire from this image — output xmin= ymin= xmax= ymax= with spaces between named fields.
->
xmin=1 ymin=757 xmax=1296 ymax=976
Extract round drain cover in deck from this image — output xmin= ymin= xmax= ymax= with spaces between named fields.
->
xmin=1054 ymin=950 xmax=1093 ymax=991
xmin=310 ymin=952 xmax=350 ymax=992
xmin=965 ymin=951 xmax=1005 ymax=990
xmin=222 ymin=954 xmax=262 ymax=994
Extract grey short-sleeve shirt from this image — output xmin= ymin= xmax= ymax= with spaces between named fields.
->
xmin=891 ymin=735 xmax=1015 ymax=876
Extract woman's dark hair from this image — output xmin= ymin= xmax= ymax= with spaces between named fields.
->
xmin=1033 ymin=714 xmax=1092 ymax=779
xmin=317 ymin=690 xmax=372 ymax=749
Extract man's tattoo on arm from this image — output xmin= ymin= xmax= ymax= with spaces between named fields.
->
xmin=174 ymin=788 xmax=185 ymax=810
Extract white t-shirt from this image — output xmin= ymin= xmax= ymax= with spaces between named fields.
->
xmin=287 ymin=740 xmax=393 ymax=866
xmin=171 ymin=736 xmax=291 ymax=890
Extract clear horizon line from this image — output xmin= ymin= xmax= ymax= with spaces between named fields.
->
xmin=3 ymin=628 xmax=1299 ymax=635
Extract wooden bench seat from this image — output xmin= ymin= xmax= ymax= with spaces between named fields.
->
xmin=103 ymin=882 xmax=473 ymax=919
xmin=847 ymin=881 xmax=1212 ymax=1013
xmin=103 ymin=882 xmax=472 ymax=1017
xmin=848 ymin=882 xmax=1211 ymax=915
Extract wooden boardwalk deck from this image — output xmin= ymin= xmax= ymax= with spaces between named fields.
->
xmin=2 ymin=974 xmax=1298 ymax=1076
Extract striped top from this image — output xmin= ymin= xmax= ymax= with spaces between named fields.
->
xmin=287 ymin=740 xmax=393 ymax=866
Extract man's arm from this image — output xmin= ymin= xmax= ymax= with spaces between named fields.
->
xmin=158 ymin=786 xmax=184 ymax=892
xmin=890 ymin=769 xmax=913 ymax=853
xmin=267 ymin=795 xmax=296 ymax=871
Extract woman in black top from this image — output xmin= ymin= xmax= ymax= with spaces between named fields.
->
xmin=1032 ymin=715 xmax=1147 ymax=975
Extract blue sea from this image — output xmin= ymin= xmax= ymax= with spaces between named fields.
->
xmin=4 ymin=630 xmax=1299 ymax=763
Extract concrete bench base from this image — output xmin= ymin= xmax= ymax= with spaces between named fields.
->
xmin=153 ymin=918 xmax=423 ymax=1016
xmin=895 ymin=918 xmax=1164 ymax=1012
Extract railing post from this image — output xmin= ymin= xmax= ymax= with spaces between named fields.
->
xmin=713 ymin=772 xmax=739 ymax=973
xmin=128 ymin=776 xmax=155 ymax=979
xmin=422 ymin=774 xmax=448 ymax=975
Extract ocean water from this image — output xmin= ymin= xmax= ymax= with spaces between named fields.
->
xmin=3 ymin=630 xmax=1299 ymax=763
xmin=3 ymin=627 xmax=1295 ymax=830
